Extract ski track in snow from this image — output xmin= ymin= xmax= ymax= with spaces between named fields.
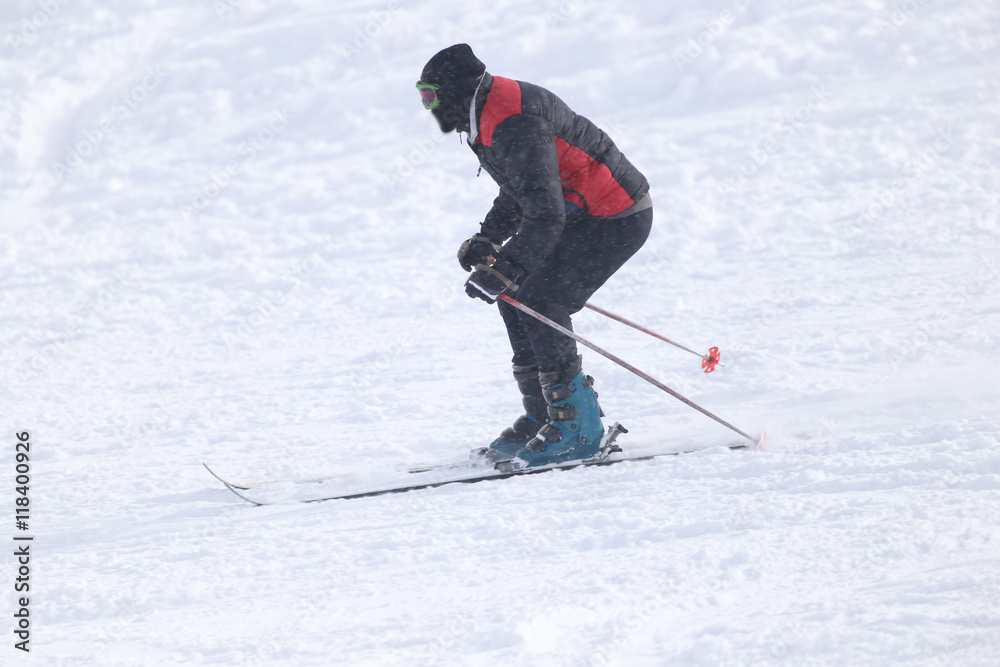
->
xmin=1 ymin=0 xmax=999 ymax=665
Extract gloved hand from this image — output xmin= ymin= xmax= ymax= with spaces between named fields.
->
xmin=465 ymin=256 xmax=523 ymax=304
xmin=457 ymin=234 xmax=501 ymax=272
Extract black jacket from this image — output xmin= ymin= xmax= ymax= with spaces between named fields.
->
xmin=470 ymin=74 xmax=649 ymax=273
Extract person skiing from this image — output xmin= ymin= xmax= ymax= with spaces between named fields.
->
xmin=416 ymin=43 xmax=653 ymax=467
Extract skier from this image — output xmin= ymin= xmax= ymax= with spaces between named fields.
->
xmin=416 ymin=44 xmax=652 ymax=467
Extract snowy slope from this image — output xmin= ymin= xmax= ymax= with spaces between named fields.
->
xmin=2 ymin=0 xmax=999 ymax=664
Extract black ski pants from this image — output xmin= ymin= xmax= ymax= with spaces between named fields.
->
xmin=498 ymin=205 xmax=653 ymax=376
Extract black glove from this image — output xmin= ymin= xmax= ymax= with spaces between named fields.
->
xmin=465 ymin=256 xmax=523 ymax=304
xmin=457 ymin=234 xmax=501 ymax=272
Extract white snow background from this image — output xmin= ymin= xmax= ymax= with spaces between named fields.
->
xmin=2 ymin=0 xmax=1000 ymax=665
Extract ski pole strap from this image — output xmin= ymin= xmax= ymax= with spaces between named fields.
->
xmin=498 ymin=294 xmax=753 ymax=442
xmin=476 ymin=264 xmax=519 ymax=293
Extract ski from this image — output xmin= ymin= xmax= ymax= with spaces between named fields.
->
xmin=208 ymin=424 xmax=752 ymax=506
xmin=204 ymin=450 xmax=491 ymax=489
xmin=203 ymin=457 xmax=479 ymax=491
xmin=214 ymin=422 xmax=628 ymax=505
xmin=406 ymin=457 xmax=488 ymax=475
xmin=202 ymin=464 xmax=350 ymax=491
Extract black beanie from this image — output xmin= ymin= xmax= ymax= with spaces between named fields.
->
xmin=420 ymin=43 xmax=486 ymax=93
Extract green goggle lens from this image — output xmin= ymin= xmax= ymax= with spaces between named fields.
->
xmin=416 ymin=82 xmax=440 ymax=110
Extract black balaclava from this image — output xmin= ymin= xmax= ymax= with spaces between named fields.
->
xmin=419 ymin=43 xmax=487 ymax=134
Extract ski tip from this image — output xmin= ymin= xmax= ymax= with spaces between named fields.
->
xmin=216 ymin=475 xmax=271 ymax=506
xmin=203 ymin=462 xmax=224 ymax=481
xmin=226 ymin=485 xmax=271 ymax=506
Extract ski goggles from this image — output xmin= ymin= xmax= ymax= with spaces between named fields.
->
xmin=415 ymin=81 xmax=441 ymax=110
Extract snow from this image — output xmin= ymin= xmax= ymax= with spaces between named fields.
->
xmin=2 ymin=0 xmax=999 ymax=664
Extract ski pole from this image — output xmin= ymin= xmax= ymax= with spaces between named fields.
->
xmin=584 ymin=302 xmax=722 ymax=373
xmin=498 ymin=294 xmax=754 ymax=442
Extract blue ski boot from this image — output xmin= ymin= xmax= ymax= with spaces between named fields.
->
xmin=514 ymin=356 xmax=605 ymax=467
xmin=483 ymin=364 xmax=547 ymax=461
